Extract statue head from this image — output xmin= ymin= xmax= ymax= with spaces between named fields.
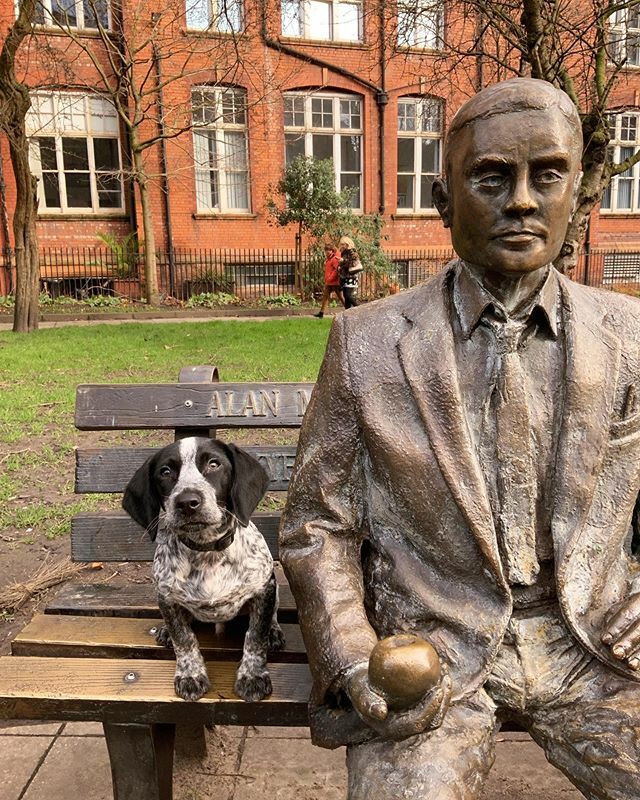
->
xmin=433 ymin=78 xmax=583 ymax=279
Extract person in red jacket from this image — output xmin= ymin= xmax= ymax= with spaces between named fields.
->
xmin=314 ymin=243 xmax=344 ymax=318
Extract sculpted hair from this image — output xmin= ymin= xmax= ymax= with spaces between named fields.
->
xmin=444 ymin=78 xmax=583 ymax=177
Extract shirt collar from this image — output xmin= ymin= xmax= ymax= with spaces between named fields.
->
xmin=453 ymin=261 xmax=559 ymax=340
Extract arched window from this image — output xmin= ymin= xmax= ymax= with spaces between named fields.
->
xmin=396 ymin=96 xmax=443 ymax=213
xmin=27 ymin=92 xmax=124 ymax=214
xmin=283 ymin=92 xmax=363 ymax=209
xmin=192 ymin=87 xmax=251 ymax=213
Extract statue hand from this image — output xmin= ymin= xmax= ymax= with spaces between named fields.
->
xmin=346 ymin=662 xmax=452 ymax=742
xmin=601 ymin=593 xmax=640 ymax=670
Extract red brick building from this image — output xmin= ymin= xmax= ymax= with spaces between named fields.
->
xmin=1 ymin=0 xmax=639 ymax=286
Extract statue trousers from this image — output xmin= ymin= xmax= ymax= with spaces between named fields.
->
xmin=347 ymin=601 xmax=640 ymax=800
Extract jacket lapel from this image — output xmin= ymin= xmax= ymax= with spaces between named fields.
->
xmin=397 ymin=267 xmax=505 ymax=584
xmin=553 ymin=276 xmax=622 ymax=566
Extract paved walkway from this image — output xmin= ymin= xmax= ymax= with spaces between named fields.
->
xmin=1 ymin=720 xmax=583 ymax=799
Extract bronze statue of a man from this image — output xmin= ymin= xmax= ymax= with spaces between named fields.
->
xmin=280 ymin=77 xmax=640 ymax=799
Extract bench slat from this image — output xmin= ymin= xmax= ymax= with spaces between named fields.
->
xmin=45 ymin=581 xmax=298 ymax=623
xmin=12 ymin=615 xmax=306 ymax=662
xmin=75 ymin=383 xmax=314 ymax=430
xmin=75 ymin=446 xmax=297 ymax=493
xmin=71 ymin=511 xmax=281 ymax=561
xmin=0 ymin=656 xmax=311 ymax=726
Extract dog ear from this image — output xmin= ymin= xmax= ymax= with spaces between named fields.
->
xmin=122 ymin=453 xmax=162 ymax=540
xmin=225 ymin=444 xmax=270 ymax=527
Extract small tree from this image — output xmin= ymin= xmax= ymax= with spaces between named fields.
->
xmin=267 ymin=156 xmax=395 ymax=298
xmin=266 ymin=157 xmax=353 ymax=293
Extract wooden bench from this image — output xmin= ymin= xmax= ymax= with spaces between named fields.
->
xmin=0 ymin=366 xmax=315 ymax=800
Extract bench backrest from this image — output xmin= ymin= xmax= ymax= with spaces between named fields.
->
xmin=72 ymin=366 xmax=314 ymax=564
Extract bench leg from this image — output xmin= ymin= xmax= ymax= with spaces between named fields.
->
xmin=103 ymin=722 xmax=175 ymax=800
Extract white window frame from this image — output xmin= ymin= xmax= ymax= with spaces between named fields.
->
xmin=185 ymin=0 xmax=243 ymax=32
xmin=23 ymin=0 xmax=111 ymax=30
xmin=396 ymin=0 xmax=443 ymax=49
xmin=27 ymin=92 xmax=125 ymax=215
xmin=609 ymin=8 xmax=640 ymax=67
xmin=396 ymin=96 xmax=443 ymax=214
xmin=601 ymin=112 xmax=640 ymax=214
xmin=281 ymin=0 xmax=362 ymax=42
xmin=192 ymin=86 xmax=252 ymax=214
xmin=283 ymin=92 xmax=363 ymax=210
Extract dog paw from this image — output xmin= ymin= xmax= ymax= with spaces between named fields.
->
xmin=154 ymin=625 xmax=172 ymax=647
xmin=234 ymin=670 xmax=273 ymax=702
xmin=174 ymin=671 xmax=210 ymax=701
xmin=268 ymin=623 xmax=286 ymax=651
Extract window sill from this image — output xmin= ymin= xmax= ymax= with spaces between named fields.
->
xmin=184 ymin=27 xmax=246 ymax=37
xmin=279 ymin=36 xmax=367 ymax=50
xmin=392 ymin=212 xmax=441 ymax=219
xmin=38 ymin=212 xmax=128 ymax=220
xmin=192 ymin=212 xmax=257 ymax=219
xmin=599 ymin=211 xmax=640 ymax=217
xmin=394 ymin=44 xmax=444 ymax=55
xmin=34 ymin=25 xmax=107 ymax=36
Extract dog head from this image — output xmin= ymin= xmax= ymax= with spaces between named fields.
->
xmin=122 ymin=437 xmax=270 ymax=544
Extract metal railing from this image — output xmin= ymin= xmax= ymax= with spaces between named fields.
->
xmin=0 ymin=246 xmax=638 ymax=303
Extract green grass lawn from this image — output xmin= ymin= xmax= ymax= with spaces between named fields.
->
xmin=0 ymin=318 xmax=331 ymax=544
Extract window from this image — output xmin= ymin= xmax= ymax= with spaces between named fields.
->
xmin=192 ymin=87 xmax=251 ymax=213
xmin=284 ymin=92 xmax=363 ymax=208
xmin=186 ymin=0 xmax=243 ymax=32
xmin=396 ymin=96 xmax=443 ymax=213
xmin=31 ymin=0 xmax=109 ymax=29
xmin=281 ymin=0 xmax=362 ymax=42
xmin=609 ymin=8 xmax=640 ymax=67
xmin=397 ymin=0 xmax=443 ymax=48
xmin=601 ymin=113 xmax=640 ymax=213
xmin=27 ymin=93 xmax=124 ymax=214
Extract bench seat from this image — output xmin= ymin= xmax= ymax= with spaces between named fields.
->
xmin=0 ymin=655 xmax=311 ymax=726
xmin=12 ymin=614 xmax=307 ymax=662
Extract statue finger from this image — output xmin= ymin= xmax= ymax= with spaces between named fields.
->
xmin=609 ymin=623 xmax=640 ymax=661
xmin=601 ymin=596 xmax=640 ymax=644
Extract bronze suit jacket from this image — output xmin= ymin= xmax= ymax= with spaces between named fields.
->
xmin=279 ymin=263 xmax=640 ymax=748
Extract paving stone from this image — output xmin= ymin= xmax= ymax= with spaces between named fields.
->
xmin=22 ymin=736 xmax=112 ymax=800
xmin=0 ymin=736 xmax=51 ymax=800
xmin=480 ymin=740 xmax=582 ymax=799
xmin=0 ymin=721 xmax=63 ymax=736
xmin=234 ymin=735 xmax=347 ymax=800
xmin=61 ymin=722 xmax=104 ymax=736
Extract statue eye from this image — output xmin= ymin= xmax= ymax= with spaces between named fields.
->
xmin=159 ymin=466 xmax=172 ymax=478
xmin=536 ymin=169 xmax=562 ymax=184
xmin=476 ymin=173 xmax=505 ymax=188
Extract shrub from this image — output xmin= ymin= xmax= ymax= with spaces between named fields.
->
xmin=84 ymin=294 xmax=126 ymax=308
xmin=0 ymin=295 xmax=15 ymax=310
xmin=185 ymin=292 xmax=238 ymax=308
xmin=257 ymin=293 xmax=302 ymax=308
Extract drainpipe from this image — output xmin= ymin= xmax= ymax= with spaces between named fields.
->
xmin=377 ymin=0 xmax=387 ymax=213
xmin=151 ymin=13 xmax=176 ymax=296
xmin=260 ymin=0 xmax=387 ymax=214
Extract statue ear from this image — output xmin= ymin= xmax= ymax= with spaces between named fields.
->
xmin=432 ymin=178 xmax=451 ymax=228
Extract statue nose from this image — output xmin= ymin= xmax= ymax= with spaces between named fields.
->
xmin=175 ymin=490 xmax=202 ymax=515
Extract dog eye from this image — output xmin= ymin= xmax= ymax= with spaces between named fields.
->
xmin=207 ymin=458 xmax=221 ymax=470
xmin=159 ymin=466 xmax=172 ymax=478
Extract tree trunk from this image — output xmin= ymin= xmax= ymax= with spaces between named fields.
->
xmin=133 ymin=149 xmax=160 ymax=306
xmin=7 ymin=111 xmax=39 ymax=332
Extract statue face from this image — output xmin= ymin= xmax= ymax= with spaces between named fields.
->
xmin=436 ymin=108 xmax=581 ymax=277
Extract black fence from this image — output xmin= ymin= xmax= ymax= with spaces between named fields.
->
xmin=0 ymin=246 xmax=638 ymax=303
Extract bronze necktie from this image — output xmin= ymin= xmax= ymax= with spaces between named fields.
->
xmin=491 ymin=319 xmax=540 ymax=586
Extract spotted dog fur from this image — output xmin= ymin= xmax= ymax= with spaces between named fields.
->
xmin=122 ymin=437 xmax=285 ymax=702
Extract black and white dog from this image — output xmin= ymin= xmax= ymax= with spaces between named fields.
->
xmin=122 ymin=436 xmax=285 ymax=702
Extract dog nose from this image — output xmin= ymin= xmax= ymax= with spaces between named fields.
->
xmin=175 ymin=490 xmax=202 ymax=515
